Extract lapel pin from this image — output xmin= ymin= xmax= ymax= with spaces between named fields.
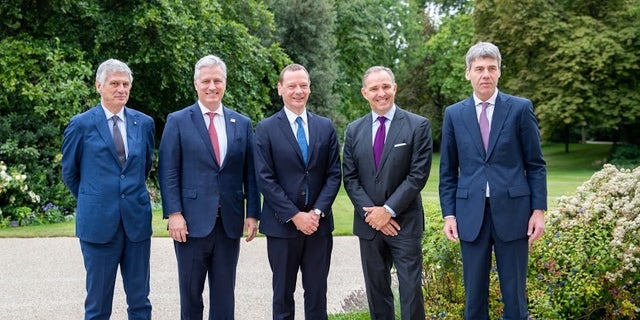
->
xmin=230 ymin=118 xmax=236 ymax=123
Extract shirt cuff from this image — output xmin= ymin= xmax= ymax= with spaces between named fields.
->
xmin=383 ymin=204 xmax=396 ymax=217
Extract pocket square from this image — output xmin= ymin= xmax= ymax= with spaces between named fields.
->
xmin=394 ymin=143 xmax=407 ymax=147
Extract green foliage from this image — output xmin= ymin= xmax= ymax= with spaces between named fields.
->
xmin=474 ymin=0 xmax=640 ymax=144
xmin=609 ymin=144 xmax=640 ymax=169
xmin=268 ymin=0 xmax=342 ymax=127
xmin=422 ymin=164 xmax=640 ymax=319
xmin=0 ymin=161 xmax=40 ymax=225
xmin=529 ymin=164 xmax=640 ymax=319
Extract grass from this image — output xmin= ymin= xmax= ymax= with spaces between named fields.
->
xmin=0 ymin=143 xmax=613 ymax=238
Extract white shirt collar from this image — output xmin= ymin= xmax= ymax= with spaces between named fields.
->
xmin=198 ymin=102 xmax=225 ymax=118
xmin=371 ymin=104 xmax=397 ymax=123
xmin=102 ymin=105 xmax=125 ymax=121
xmin=473 ymin=89 xmax=499 ymax=107
xmin=283 ymin=106 xmax=307 ymax=125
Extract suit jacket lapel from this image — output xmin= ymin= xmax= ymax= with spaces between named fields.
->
xmin=221 ymin=106 xmax=236 ymax=169
xmin=377 ymin=108 xmax=404 ymax=172
xmin=190 ymin=103 xmax=217 ymax=163
xmin=122 ymin=108 xmax=139 ymax=169
xmin=460 ymin=97 xmax=486 ymax=157
xmin=307 ymin=112 xmax=317 ymax=163
xmin=487 ymin=93 xmax=510 ymax=158
xmin=276 ymin=109 xmax=305 ymax=165
xmin=94 ymin=105 xmax=123 ymax=167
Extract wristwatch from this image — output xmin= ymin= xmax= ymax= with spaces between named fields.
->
xmin=314 ymin=208 xmax=324 ymax=217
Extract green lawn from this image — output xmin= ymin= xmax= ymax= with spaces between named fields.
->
xmin=0 ymin=143 xmax=613 ymax=238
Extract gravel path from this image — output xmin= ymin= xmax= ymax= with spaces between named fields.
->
xmin=0 ymin=236 xmax=366 ymax=320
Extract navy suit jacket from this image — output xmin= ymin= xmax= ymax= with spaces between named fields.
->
xmin=62 ymin=105 xmax=155 ymax=243
xmin=439 ymin=92 xmax=547 ymax=242
xmin=158 ymin=103 xmax=260 ymax=238
xmin=343 ymin=107 xmax=432 ymax=240
xmin=254 ymin=109 xmax=341 ymax=238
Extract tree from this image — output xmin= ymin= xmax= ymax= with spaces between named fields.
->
xmin=268 ymin=0 xmax=341 ymax=125
xmin=475 ymin=0 xmax=640 ymax=149
xmin=0 ymin=0 xmax=289 ymax=217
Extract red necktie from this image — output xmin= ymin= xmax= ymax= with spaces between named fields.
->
xmin=207 ymin=112 xmax=221 ymax=165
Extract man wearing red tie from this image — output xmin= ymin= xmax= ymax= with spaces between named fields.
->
xmin=158 ymin=55 xmax=260 ymax=319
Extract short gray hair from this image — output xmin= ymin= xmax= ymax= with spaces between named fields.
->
xmin=96 ymin=59 xmax=132 ymax=85
xmin=362 ymin=66 xmax=395 ymax=88
xmin=194 ymin=55 xmax=227 ymax=80
xmin=465 ymin=42 xmax=501 ymax=70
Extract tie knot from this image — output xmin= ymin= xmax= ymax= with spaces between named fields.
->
xmin=377 ymin=116 xmax=386 ymax=125
xmin=295 ymin=116 xmax=304 ymax=125
xmin=112 ymin=115 xmax=120 ymax=123
xmin=481 ymin=102 xmax=490 ymax=110
xmin=207 ymin=112 xmax=216 ymax=120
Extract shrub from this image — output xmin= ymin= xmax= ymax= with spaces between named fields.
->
xmin=0 ymin=161 xmax=40 ymax=225
xmin=528 ymin=164 xmax=640 ymax=319
xmin=422 ymin=164 xmax=640 ymax=319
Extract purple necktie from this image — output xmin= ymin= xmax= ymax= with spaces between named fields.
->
xmin=373 ymin=116 xmax=386 ymax=169
xmin=479 ymin=102 xmax=490 ymax=151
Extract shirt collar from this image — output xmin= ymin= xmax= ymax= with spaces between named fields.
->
xmin=198 ymin=102 xmax=225 ymax=118
xmin=473 ymin=89 xmax=499 ymax=107
xmin=371 ymin=104 xmax=397 ymax=123
xmin=283 ymin=106 xmax=307 ymax=125
xmin=102 ymin=105 xmax=125 ymax=121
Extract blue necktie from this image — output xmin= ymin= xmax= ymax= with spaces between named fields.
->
xmin=295 ymin=116 xmax=309 ymax=205
xmin=296 ymin=117 xmax=308 ymax=164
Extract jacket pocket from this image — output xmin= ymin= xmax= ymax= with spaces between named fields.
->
xmin=508 ymin=185 xmax=531 ymax=198
xmin=456 ymin=188 xmax=469 ymax=199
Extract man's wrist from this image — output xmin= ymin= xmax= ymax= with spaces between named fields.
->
xmin=314 ymin=208 xmax=324 ymax=217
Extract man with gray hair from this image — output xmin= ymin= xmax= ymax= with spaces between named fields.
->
xmin=439 ymin=41 xmax=547 ymax=319
xmin=159 ymin=54 xmax=260 ymax=319
xmin=62 ymin=58 xmax=155 ymax=319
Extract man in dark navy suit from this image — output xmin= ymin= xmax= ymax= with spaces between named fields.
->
xmin=254 ymin=64 xmax=341 ymax=320
xmin=158 ymin=55 xmax=260 ymax=319
xmin=439 ymin=42 xmax=547 ymax=320
xmin=62 ymin=58 xmax=155 ymax=319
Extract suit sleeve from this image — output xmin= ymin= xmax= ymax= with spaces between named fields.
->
xmin=243 ymin=119 xmax=261 ymax=219
xmin=61 ymin=116 xmax=83 ymax=199
xmin=384 ymin=117 xmax=432 ymax=215
xmin=519 ymin=102 xmax=547 ymax=210
xmin=158 ymin=113 xmax=183 ymax=217
xmin=439 ymin=108 xmax=458 ymax=217
xmin=342 ymin=122 xmax=375 ymax=218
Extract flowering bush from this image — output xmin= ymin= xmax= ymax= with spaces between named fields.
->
xmin=529 ymin=164 xmax=640 ymax=319
xmin=422 ymin=164 xmax=640 ymax=319
xmin=0 ymin=161 xmax=40 ymax=225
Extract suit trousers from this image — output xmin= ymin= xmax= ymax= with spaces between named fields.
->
xmin=174 ymin=216 xmax=240 ymax=320
xmin=460 ymin=201 xmax=529 ymax=320
xmin=267 ymin=232 xmax=333 ymax=320
xmin=359 ymin=233 xmax=425 ymax=320
xmin=80 ymin=222 xmax=151 ymax=320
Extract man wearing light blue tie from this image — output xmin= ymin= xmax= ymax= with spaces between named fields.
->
xmin=62 ymin=59 xmax=155 ymax=320
xmin=254 ymin=64 xmax=342 ymax=320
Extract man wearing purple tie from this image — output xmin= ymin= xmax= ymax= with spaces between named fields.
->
xmin=439 ymin=42 xmax=547 ymax=319
xmin=343 ymin=66 xmax=433 ymax=320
